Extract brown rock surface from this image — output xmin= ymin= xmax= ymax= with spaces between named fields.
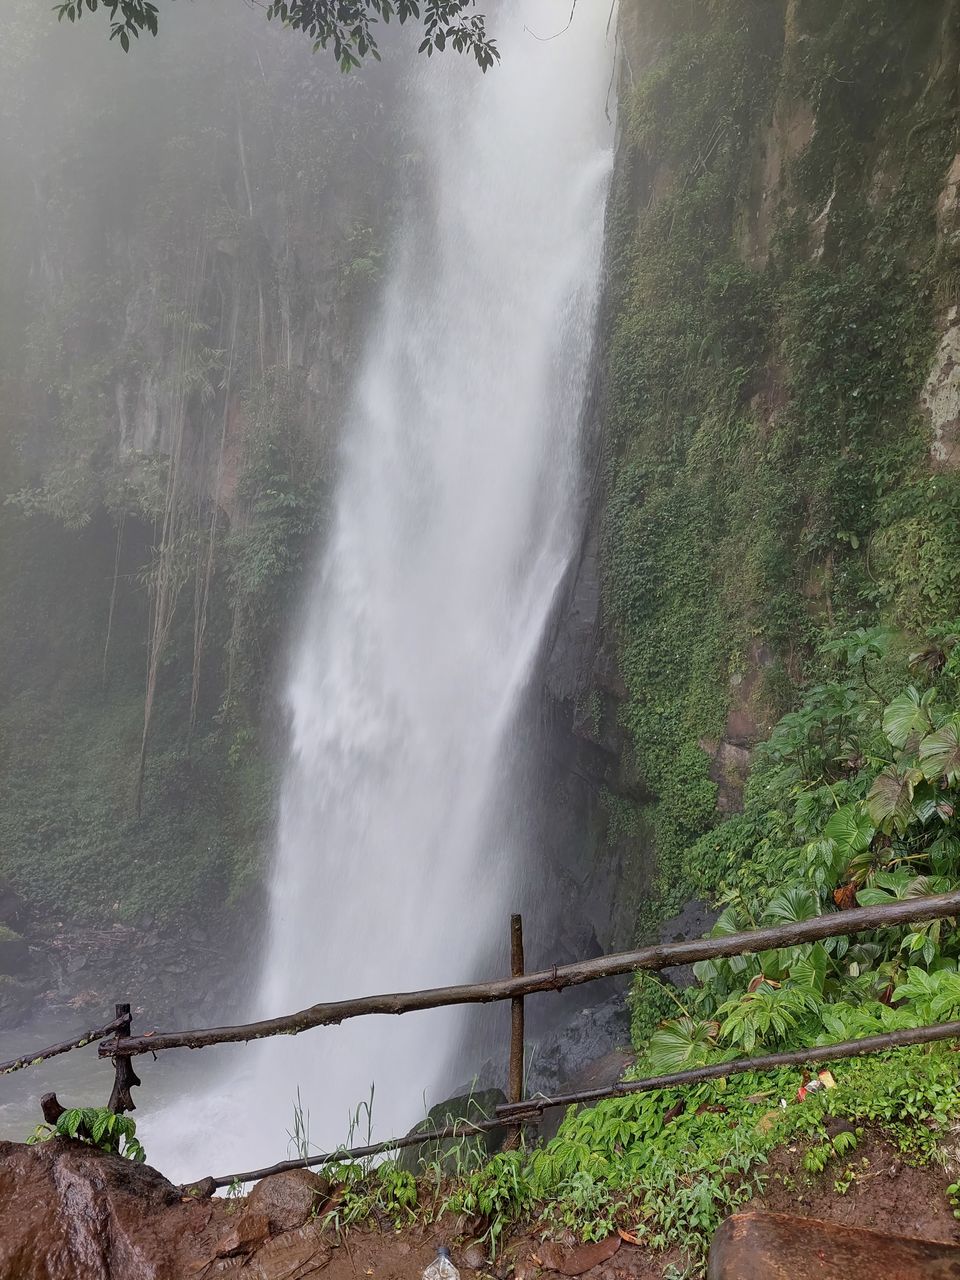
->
xmin=246 ymin=1168 xmax=330 ymax=1233
xmin=537 ymin=1235 xmax=621 ymax=1276
xmin=0 ymin=1136 xmax=227 ymax=1280
xmin=0 ymin=1138 xmax=340 ymax=1280
xmin=216 ymin=1212 xmax=272 ymax=1257
xmin=707 ymin=1212 xmax=960 ymax=1280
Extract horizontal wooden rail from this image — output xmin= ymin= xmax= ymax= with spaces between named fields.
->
xmin=0 ymin=1015 xmax=126 ymax=1077
xmin=497 ymin=1018 xmax=960 ymax=1118
xmin=102 ymin=890 xmax=960 ymax=1059
xmin=196 ymin=1114 xmax=522 ymax=1193
xmin=198 ymin=1018 xmax=960 ymax=1191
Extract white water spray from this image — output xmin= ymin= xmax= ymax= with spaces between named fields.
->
xmin=149 ymin=0 xmax=615 ymax=1179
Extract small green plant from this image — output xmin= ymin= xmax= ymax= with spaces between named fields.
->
xmin=802 ymin=1129 xmax=857 ymax=1175
xmin=443 ymin=1152 xmax=532 ymax=1258
xmin=287 ymin=1087 xmax=313 ymax=1161
xmin=29 ymin=1107 xmax=146 ymax=1162
xmin=323 ymin=1159 xmax=420 ymax=1234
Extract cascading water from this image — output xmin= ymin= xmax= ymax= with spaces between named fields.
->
xmin=148 ymin=0 xmax=615 ymax=1179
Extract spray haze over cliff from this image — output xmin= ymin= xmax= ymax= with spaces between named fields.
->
xmin=0 ymin=0 xmax=618 ymax=1169
xmin=138 ymin=0 xmax=616 ymax=1178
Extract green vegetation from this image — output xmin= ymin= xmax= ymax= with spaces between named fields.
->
xmin=0 ymin=0 xmax=399 ymax=924
xmin=602 ymin=0 xmax=960 ymax=922
xmin=315 ymin=1042 xmax=960 ymax=1273
xmin=553 ymin=4 xmax=960 ymax=1263
xmin=639 ymin=624 xmax=960 ymax=1066
xmin=29 ymin=1106 xmax=147 ymax=1162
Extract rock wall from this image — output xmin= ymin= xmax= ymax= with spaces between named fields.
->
xmin=540 ymin=0 xmax=960 ymax=953
xmin=0 ymin=0 xmax=407 ymax=1000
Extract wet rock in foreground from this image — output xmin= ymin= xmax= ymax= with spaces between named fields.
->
xmin=708 ymin=1211 xmax=960 ymax=1279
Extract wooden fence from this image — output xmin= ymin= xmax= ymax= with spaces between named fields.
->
xmin=6 ymin=889 xmax=960 ymax=1192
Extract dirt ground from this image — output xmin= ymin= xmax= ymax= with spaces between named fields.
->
xmin=750 ymin=1131 xmax=960 ymax=1245
xmin=306 ymin=1131 xmax=960 ymax=1280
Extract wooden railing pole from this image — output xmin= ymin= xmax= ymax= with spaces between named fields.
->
xmin=198 ymin=1017 xmax=960 ymax=1193
xmin=504 ymin=913 xmax=525 ymax=1149
xmin=103 ymin=891 xmax=960 ymax=1060
xmin=107 ymin=1002 xmax=141 ymax=1115
xmin=0 ymin=1012 xmax=127 ymax=1077
xmin=495 ymin=1017 xmax=960 ymax=1120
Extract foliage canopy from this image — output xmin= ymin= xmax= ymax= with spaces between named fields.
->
xmin=53 ymin=0 xmax=499 ymax=69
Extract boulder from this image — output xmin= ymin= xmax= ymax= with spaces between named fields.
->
xmin=0 ymin=1137 xmax=225 ymax=1279
xmin=527 ymin=993 xmax=632 ymax=1097
xmin=708 ymin=1212 xmax=960 ymax=1279
xmin=0 ymin=1139 xmax=339 ymax=1279
xmin=246 ymin=1169 xmax=330 ymax=1234
xmin=399 ymin=1089 xmax=508 ymax=1174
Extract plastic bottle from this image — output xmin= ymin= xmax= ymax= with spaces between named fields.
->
xmin=422 ymin=1247 xmax=460 ymax=1280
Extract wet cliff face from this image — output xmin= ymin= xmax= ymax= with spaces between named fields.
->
xmin=2 ymin=6 xmax=408 ymax=512
xmin=0 ymin=1 xmax=406 ymax=950
xmin=541 ymin=0 xmax=960 ymax=952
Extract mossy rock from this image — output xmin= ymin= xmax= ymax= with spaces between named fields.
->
xmin=398 ymin=1088 xmax=508 ymax=1174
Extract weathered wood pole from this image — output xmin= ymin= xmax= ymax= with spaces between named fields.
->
xmin=40 ymin=1092 xmax=65 ymax=1126
xmin=0 ymin=1012 xmax=127 ymax=1077
xmin=107 ymin=1002 xmax=141 ymax=1114
xmin=504 ymin=913 xmax=525 ymax=1150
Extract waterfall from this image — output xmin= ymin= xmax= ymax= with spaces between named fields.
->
xmin=147 ymin=0 xmax=615 ymax=1179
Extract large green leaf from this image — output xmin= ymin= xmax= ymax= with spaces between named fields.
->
xmin=882 ymin=686 xmax=936 ymax=750
xmin=762 ymin=885 xmax=821 ymax=926
xmin=708 ymin=906 xmax=745 ymax=938
xmin=823 ymin=804 xmax=874 ymax=857
xmin=865 ymin=766 xmax=920 ymax=833
xmin=920 ymin=717 xmax=960 ymax=785
xmin=789 ymin=942 xmax=828 ymax=994
xmin=855 ymin=869 xmax=914 ymax=904
xmin=646 ymin=1017 xmax=718 ymax=1073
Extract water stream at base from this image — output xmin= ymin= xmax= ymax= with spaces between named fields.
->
xmin=145 ymin=0 xmax=616 ymax=1182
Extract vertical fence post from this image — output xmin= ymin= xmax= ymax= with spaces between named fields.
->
xmin=504 ymin=913 xmax=525 ymax=1150
xmin=107 ymin=1001 xmax=141 ymax=1115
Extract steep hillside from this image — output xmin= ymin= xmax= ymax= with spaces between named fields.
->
xmin=593 ymin=0 xmax=960 ymax=931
